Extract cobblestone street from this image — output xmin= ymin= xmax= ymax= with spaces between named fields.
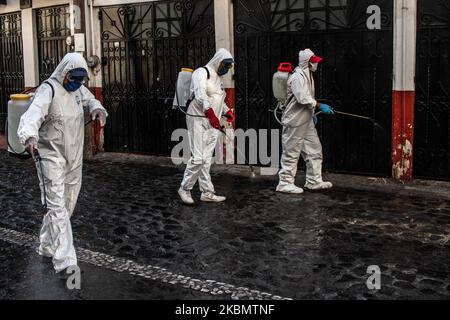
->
xmin=1 ymin=150 xmax=450 ymax=300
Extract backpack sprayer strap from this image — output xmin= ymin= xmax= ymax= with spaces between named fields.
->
xmin=21 ymin=81 xmax=55 ymax=100
xmin=42 ymin=81 xmax=55 ymax=99
xmin=203 ymin=66 xmax=210 ymax=80
xmin=285 ymin=93 xmax=295 ymax=107
xmin=187 ymin=66 xmax=211 ymax=105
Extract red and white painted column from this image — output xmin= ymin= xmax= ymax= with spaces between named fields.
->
xmin=86 ymin=1 xmax=105 ymax=154
xmin=392 ymin=0 xmax=417 ymax=181
xmin=214 ymin=0 xmax=236 ymax=164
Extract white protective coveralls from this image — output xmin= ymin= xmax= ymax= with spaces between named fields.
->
xmin=18 ymin=53 xmax=107 ymax=272
xmin=277 ymin=49 xmax=327 ymax=191
xmin=180 ymin=48 xmax=233 ymax=194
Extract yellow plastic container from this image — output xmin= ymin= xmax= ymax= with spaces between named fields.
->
xmin=7 ymin=93 xmax=32 ymax=155
xmin=174 ymin=68 xmax=194 ymax=107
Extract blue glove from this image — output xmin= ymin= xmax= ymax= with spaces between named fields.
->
xmin=313 ymin=115 xmax=318 ymax=126
xmin=319 ymin=103 xmax=335 ymax=115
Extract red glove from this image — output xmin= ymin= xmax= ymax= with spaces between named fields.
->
xmin=224 ymin=110 xmax=235 ymax=123
xmin=205 ymin=108 xmax=222 ymax=130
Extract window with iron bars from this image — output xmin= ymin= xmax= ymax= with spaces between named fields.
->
xmin=270 ymin=0 xmax=348 ymax=31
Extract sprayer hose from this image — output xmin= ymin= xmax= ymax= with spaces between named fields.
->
xmin=273 ymin=101 xmax=317 ymax=129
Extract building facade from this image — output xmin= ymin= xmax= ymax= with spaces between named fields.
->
xmin=0 ymin=0 xmax=448 ymax=181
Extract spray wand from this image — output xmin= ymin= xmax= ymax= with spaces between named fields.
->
xmin=218 ymin=125 xmax=256 ymax=178
xmin=33 ymin=149 xmax=49 ymax=215
xmin=316 ymin=99 xmax=385 ymax=130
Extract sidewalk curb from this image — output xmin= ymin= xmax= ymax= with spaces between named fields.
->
xmin=91 ymin=152 xmax=450 ymax=200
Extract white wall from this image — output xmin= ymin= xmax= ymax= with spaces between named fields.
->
xmin=86 ymin=2 xmax=103 ymax=87
xmin=214 ymin=0 xmax=234 ymax=89
xmin=0 ymin=0 xmax=71 ymax=13
xmin=393 ymin=0 xmax=417 ymax=91
xmin=22 ymin=8 xmax=39 ymax=88
xmin=0 ymin=0 xmax=20 ymax=14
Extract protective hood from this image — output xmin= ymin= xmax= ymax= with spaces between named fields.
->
xmin=298 ymin=49 xmax=315 ymax=70
xmin=206 ymin=48 xmax=234 ymax=74
xmin=50 ymin=52 xmax=89 ymax=84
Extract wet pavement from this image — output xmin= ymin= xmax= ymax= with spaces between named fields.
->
xmin=0 ymin=239 xmax=218 ymax=300
xmin=1 ymin=150 xmax=450 ymax=300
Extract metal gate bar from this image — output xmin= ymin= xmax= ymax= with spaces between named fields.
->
xmin=36 ymin=5 xmax=71 ymax=83
xmin=414 ymin=0 xmax=450 ymax=180
xmin=234 ymin=0 xmax=393 ymax=176
xmin=100 ymin=0 xmax=215 ymax=155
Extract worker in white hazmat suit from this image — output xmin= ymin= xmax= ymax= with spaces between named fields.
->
xmin=17 ymin=53 xmax=108 ymax=273
xmin=178 ymin=48 xmax=235 ymax=204
xmin=277 ymin=49 xmax=334 ymax=194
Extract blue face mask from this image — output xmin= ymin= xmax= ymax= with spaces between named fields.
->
xmin=64 ymin=81 xmax=82 ymax=92
xmin=218 ymin=59 xmax=234 ymax=76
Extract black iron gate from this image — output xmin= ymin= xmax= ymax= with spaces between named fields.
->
xmin=415 ymin=0 xmax=450 ymax=180
xmin=0 ymin=12 xmax=24 ymax=134
xmin=234 ymin=0 xmax=393 ymax=176
xmin=36 ymin=5 xmax=71 ymax=83
xmin=100 ymin=0 xmax=215 ymax=155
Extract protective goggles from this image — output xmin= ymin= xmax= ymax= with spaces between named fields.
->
xmin=67 ymin=68 xmax=89 ymax=84
xmin=222 ymin=58 xmax=235 ymax=69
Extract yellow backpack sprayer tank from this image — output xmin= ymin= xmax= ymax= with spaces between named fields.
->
xmin=173 ymin=68 xmax=194 ymax=108
xmin=7 ymin=93 xmax=32 ymax=158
